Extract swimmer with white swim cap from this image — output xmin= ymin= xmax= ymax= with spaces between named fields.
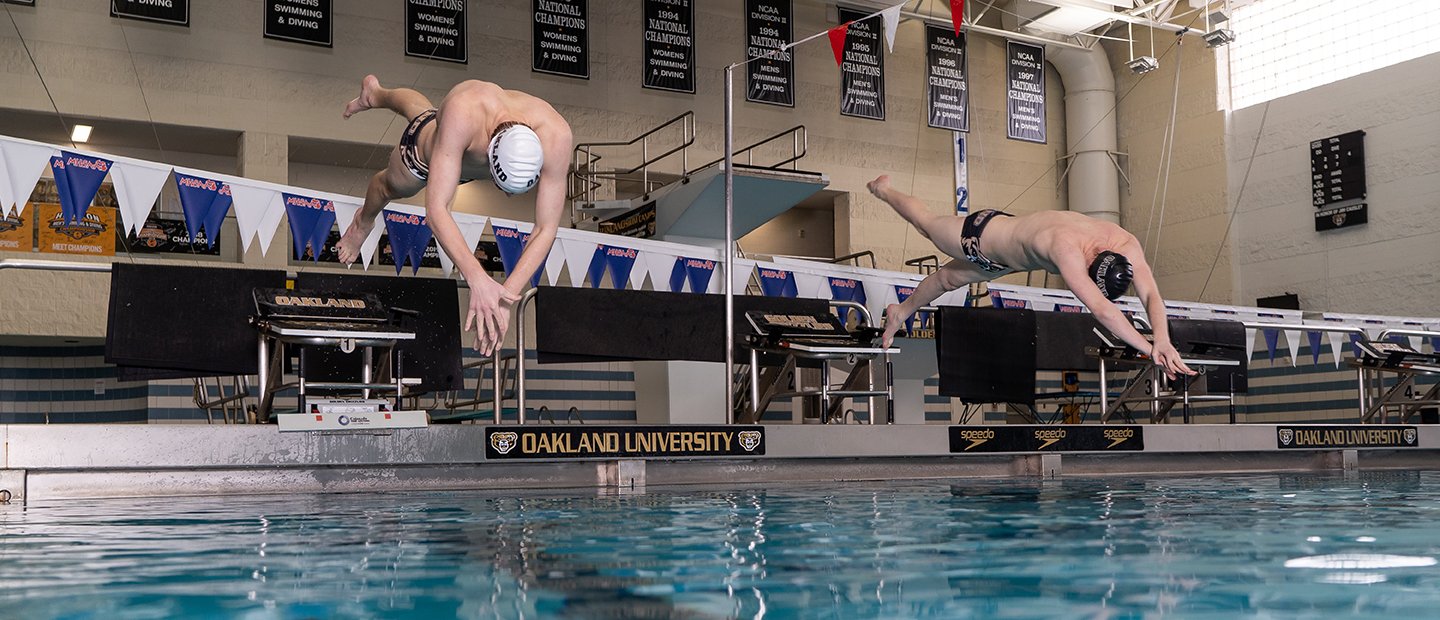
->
xmin=341 ymin=76 xmax=572 ymax=355
xmin=867 ymin=175 xmax=1196 ymax=380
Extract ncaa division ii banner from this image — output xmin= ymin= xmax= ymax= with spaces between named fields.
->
xmin=643 ymin=0 xmax=694 ymax=93
xmin=406 ymin=0 xmax=467 ymax=64
xmin=534 ymin=0 xmax=589 ymax=79
xmin=926 ymin=24 xmax=968 ymax=132
xmin=1005 ymin=40 xmax=1046 ymax=143
xmin=837 ymin=7 xmax=885 ymax=121
xmin=745 ymin=0 xmax=793 ymax=107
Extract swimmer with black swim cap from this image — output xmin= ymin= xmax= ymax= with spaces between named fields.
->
xmin=867 ymin=175 xmax=1195 ymax=380
xmin=339 ymin=76 xmax=573 ymax=356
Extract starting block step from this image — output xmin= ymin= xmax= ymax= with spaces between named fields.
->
xmin=277 ymin=410 xmax=429 ymax=432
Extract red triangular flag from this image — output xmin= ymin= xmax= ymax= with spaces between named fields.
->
xmin=951 ymin=0 xmax=965 ymax=35
xmin=828 ymin=21 xmax=851 ymax=67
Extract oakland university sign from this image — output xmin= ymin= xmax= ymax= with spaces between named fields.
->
xmin=486 ymin=426 xmax=766 ymax=459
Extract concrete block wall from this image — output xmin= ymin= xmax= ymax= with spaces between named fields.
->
xmin=1229 ymin=51 xmax=1440 ymax=316
xmin=0 ymin=343 xmax=147 ymax=422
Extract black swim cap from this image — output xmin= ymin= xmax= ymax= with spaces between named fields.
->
xmin=1089 ymin=251 xmax=1133 ymax=300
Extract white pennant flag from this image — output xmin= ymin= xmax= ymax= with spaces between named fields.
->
xmin=641 ymin=251 xmax=680 ymax=291
xmin=438 ymin=212 xmax=489 ymax=278
xmin=628 ymin=250 xmax=651 ymax=290
xmin=330 ymin=197 xmax=386 ymax=270
xmin=730 ymin=259 xmax=756 ymax=295
xmin=107 ymin=160 xmax=172 ymax=235
xmin=1282 ymin=329 xmax=1301 ymax=367
xmin=543 ymin=246 xmax=565 ymax=285
xmin=1245 ymin=328 xmax=1257 ymax=363
xmin=881 ymin=4 xmax=903 ymax=53
xmin=1326 ymin=330 xmax=1346 ymax=368
xmin=0 ymin=138 xmax=57 ymax=217
xmin=0 ymin=147 xmax=12 ymax=216
xmin=227 ymin=181 xmax=279 ymax=254
xmin=254 ymin=192 xmax=288 ymax=257
xmin=794 ymin=271 xmax=828 ymax=299
xmin=559 ymin=237 xmax=598 ymax=286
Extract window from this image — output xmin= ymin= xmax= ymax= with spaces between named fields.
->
xmin=1227 ymin=0 xmax=1440 ymax=109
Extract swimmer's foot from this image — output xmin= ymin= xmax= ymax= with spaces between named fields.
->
xmin=342 ymin=75 xmax=381 ymax=119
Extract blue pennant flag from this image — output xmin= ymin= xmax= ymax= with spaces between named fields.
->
xmin=492 ymin=226 xmax=542 ymax=287
xmin=49 ymin=157 xmax=74 ymax=217
xmin=756 ymin=267 xmax=797 ymax=298
xmin=56 ymin=151 xmax=112 ymax=225
xmin=1307 ymin=331 xmax=1323 ymax=365
xmin=1350 ymin=333 xmax=1364 ymax=358
xmin=382 ymin=210 xmax=433 ymax=275
xmin=1056 ymin=304 xmax=1083 ymax=313
xmin=282 ymin=193 xmax=336 ymax=262
xmin=894 ymin=284 xmax=929 ymax=335
xmin=668 ymin=256 xmax=716 ymax=293
xmin=173 ymin=173 xmax=232 ymax=248
xmin=828 ymin=277 xmax=866 ymax=324
xmin=1263 ymin=328 xmax=1280 ymax=362
xmin=587 ymin=244 xmax=639 ymax=289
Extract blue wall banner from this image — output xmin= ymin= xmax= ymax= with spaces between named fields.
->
xmin=837 ymin=8 xmax=885 ymax=121
xmin=926 ymin=25 xmax=968 ymax=132
xmin=406 ymin=0 xmax=466 ymax=64
xmin=173 ymin=173 xmax=231 ymax=249
xmin=265 ymin=0 xmax=332 ymax=48
xmin=111 ymin=0 xmax=188 ymax=26
xmin=827 ymin=276 xmax=866 ymax=324
xmin=642 ymin=0 xmax=694 ymax=93
xmin=382 ymin=210 xmax=434 ymax=275
xmin=533 ymin=0 xmax=588 ymax=78
xmin=1005 ymin=41 xmax=1046 ymax=144
xmin=282 ymin=193 xmax=335 ymax=262
xmin=745 ymin=0 xmax=793 ymax=107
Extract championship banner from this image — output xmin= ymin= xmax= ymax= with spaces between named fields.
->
xmin=492 ymin=224 xmax=542 ymax=287
xmin=533 ymin=0 xmax=588 ymax=78
xmin=642 ymin=0 xmax=694 ymax=93
xmin=745 ymin=0 xmax=793 ymax=107
xmin=54 ymin=152 xmax=113 ymax=225
xmin=38 ymin=203 xmax=116 ymax=256
xmin=586 ymin=244 xmax=639 ymax=289
xmin=1005 ymin=40 xmax=1046 ymax=143
xmin=173 ymin=173 xmax=231 ymax=249
xmin=1276 ymin=426 xmax=1418 ymax=449
xmin=598 ymin=201 xmax=656 ymax=238
xmin=381 ymin=209 xmax=434 ymax=274
xmin=837 ymin=8 xmax=885 ymax=121
xmin=486 ymin=425 xmax=766 ymax=459
xmin=668 ymin=256 xmax=717 ymax=293
xmin=926 ymin=25 xmax=968 ymax=131
xmin=122 ymin=214 xmax=220 ymax=255
xmin=0 ymin=206 xmax=30 ymax=252
xmin=756 ymin=266 xmax=797 ymax=298
xmin=111 ymin=0 xmax=189 ymax=26
xmin=950 ymin=425 xmax=1144 ymax=453
xmin=282 ymin=192 xmax=335 ymax=261
xmin=406 ymin=0 xmax=466 ymax=64
xmin=265 ymin=0 xmax=332 ymax=47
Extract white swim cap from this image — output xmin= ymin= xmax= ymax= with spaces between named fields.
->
xmin=488 ymin=123 xmax=544 ymax=195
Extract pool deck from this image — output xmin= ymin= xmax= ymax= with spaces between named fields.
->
xmin=2 ymin=424 xmax=1437 ymax=503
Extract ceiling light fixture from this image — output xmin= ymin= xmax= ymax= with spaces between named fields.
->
xmin=71 ymin=124 xmax=92 ymax=143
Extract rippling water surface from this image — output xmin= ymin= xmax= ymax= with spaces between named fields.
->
xmin=4 ymin=471 xmax=1440 ymax=619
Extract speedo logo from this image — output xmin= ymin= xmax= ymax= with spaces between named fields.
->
xmin=1102 ymin=428 xmax=1134 ymax=448
xmin=1034 ymin=429 xmax=1067 ymax=450
xmin=958 ymin=429 xmax=994 ymax=451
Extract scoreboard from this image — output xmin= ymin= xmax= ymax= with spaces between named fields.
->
xmin=1310 ymin=130 xmax=1367 ymax=231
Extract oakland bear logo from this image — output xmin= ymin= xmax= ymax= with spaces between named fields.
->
xmin=737 ymin=430 xmax=762 ymax=452
xmin=1404 ymin=428 xmax=1417 ymax=445
xmin=490 ymin=431 xmax=519 ymax=455
xmin=1278 ymin=428 xmax=1294 ymax=447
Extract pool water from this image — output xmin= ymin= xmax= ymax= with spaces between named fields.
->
xmin=4 ymin=471 xmax=1440 ymax=619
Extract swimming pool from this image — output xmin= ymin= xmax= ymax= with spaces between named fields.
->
xmin=3 ymin=471 xmax=1439 ymax=619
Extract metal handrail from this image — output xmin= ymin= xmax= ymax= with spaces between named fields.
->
xmin=696 ymin=125 xmax=808 ymax=172
xmin=568 ymin=111 xmax=696 ymax=205
xmin=0 ymin=259 xmax=113 ymax=273
xmin=905 ymin=255 xmax=940 ymax=275
xmin=1377 ymin=328 xmax=1440 ymax=341
xmin=831 ymin=251 xmax=876 ymax=269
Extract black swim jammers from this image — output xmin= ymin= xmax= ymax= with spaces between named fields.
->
xmin=959 ymin=209 xmax=1013 ymax=273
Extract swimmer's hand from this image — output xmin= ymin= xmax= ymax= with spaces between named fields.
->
xmin=464 ymin=273 xmax=521 ymax=356
xmin=881 ymin=303 xmax=909 ymax=348
xmin=1150 ymin=340 xmax=1197 ymax=381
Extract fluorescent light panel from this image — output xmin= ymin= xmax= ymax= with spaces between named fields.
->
xmin=71 ymin=124 xmax=92 ymax=143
